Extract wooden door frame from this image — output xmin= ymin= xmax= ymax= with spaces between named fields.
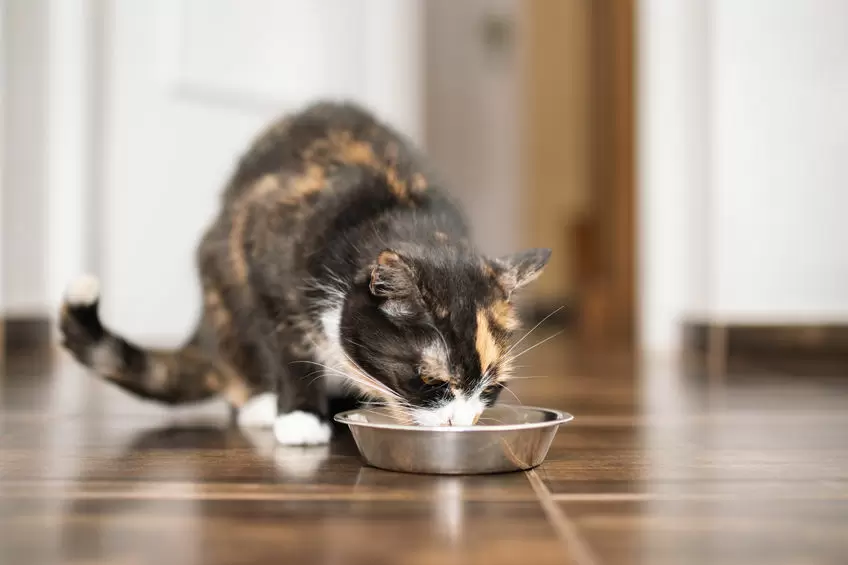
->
xmin=523 ymin=0 xmax=636 ymax=347
xmin=583 ymin=0 xmax=636 ymax=346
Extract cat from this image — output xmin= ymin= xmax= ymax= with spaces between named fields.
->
xmin=59 ymin=101 xmax=551 ymax=446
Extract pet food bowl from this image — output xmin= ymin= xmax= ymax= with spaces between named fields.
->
xmin=334 ymin=405 xmax=573 ymax=474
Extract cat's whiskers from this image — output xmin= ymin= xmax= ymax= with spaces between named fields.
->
xmin=359 ymin=403 xmax=416 ymax=425
xmin=322 ymin=269 xmax=349 ymax=293
xmin=290 ymin=359 xmax=401 ymax=403
xmin=335 ymin=340 xmax=419 ymax=408
xmin=338 ymin=350 xmax=402 ymax=399
xmin=503 ymin=305 xmax=564 ymax=359
xmin=492 ymin=402 xmax=524 ymax=420
xmin=303 ymin=368 xmax=329 ymax=388
xmin=500 ymin=385 xmax=524 ymax=406
xmin=297 ymin=329 xmax=409 ymax=408
xmin=291 ymin=360 xmax=358 ymax=383
xmin=337 ymin=355 xmax=419 ymax=425
xmin=503 ymin=330 xmax=564 ymax=365
xmin=353 ymin=406 xmax=393 ymax=419
xmin=478 ymin=417 xmax=509 ymax=425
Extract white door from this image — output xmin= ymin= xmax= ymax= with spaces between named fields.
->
xmin=96 ymin=0 xmax=422 ymax=344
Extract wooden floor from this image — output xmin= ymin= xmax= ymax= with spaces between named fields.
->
xmin=2 ymin=338 xmax=847 ymax=565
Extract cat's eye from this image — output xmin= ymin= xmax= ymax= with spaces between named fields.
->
xmin=420 ymin=373 xmax=439 ymax=386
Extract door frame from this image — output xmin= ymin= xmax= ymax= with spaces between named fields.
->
xmin=522 ymin=0 xmax=636 ymax=347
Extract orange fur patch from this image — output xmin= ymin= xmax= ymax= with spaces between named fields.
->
xmin=247 ymin=174 xmax=279 ymax=200
xmin=489 ymin=300 xmax=520 ymax=332
xmin=377 ymin=250 xmax=401 ymax=265
xmin=421 ymin=370 xmax=451 ymax=386
xmin=229 ymin=174 xmax=282 ymax=283
xmin=385 ymin=166 xmax=408 ymax=198
xmin=287 ymin=164 xmax=325 ymax=199
xmin=475 ymin=310 xmax=501 ymax=373
xmin=229 ymin=208 xmax=249 ymax=283
xmin=327 ymin=130 xmax=380 ymax=168
xmin=305 ymin=130 xmax=413 ymax=200
xmin=340 ymin=140 xmax=379 ymax=167
xmin=226 ymin=167 xmax=325 ymax=285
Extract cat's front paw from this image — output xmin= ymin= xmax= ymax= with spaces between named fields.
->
xmin=274 ymin=410 xmax=332 ymax=446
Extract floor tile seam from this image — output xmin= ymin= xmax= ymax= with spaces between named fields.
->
xmin=526 ymin=469 xmax=602 ymax=565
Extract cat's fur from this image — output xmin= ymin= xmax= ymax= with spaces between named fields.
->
xmin=59 ymin=101 xmax=551 ymax=445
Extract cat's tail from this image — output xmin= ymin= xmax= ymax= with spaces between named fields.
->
xmin=58 ymin=274 xmax=251 ymax=407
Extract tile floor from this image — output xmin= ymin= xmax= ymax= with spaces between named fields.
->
xmin=1 ymin=338 xmax=846 ymax=564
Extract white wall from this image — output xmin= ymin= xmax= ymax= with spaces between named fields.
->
xmin=0 ymin=0 xmax=5 ymax=318
xmin=1 ymin=0 xmax=95 ymax=320
xmin=637 ymin=0 xmax=711 ymax=352
xmin=712 ymin=0 xmax=848 ymax=319
xmin=1 ymin=0 xmax=50 ymax=317
xmin=46 ymin=0 xmax=98 ymax=316
xmin=639 ymin=0 xmax=848 ymax=353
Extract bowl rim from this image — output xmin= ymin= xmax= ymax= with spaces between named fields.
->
xmin=333 ymin=404 xmax=574 ymax=432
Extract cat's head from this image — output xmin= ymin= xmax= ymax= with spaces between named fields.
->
xmin=339 ymin=246 xmax=552 ymax=426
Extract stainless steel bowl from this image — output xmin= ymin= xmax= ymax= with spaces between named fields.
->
xmin=334 ymin=405 xmax=573 ymax=475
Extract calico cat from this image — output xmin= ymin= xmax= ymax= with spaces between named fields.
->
xmin=59 ymin=101 xmax=551 ymax=445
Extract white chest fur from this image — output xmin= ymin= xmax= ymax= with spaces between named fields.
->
xmin=317 ymin=304 xmax=348 ymax=396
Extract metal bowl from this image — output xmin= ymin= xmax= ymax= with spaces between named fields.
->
xmin=334 ymin=405 xmax=573 ymax=475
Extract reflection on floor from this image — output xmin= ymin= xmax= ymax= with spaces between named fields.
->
xmin=1 ymin=337 xmax=846 ymax=565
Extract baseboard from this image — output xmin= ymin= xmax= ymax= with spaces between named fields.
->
xmin=683 ymin=320 xmax=848 ymax=376
xmin=2 ymin=316 xmax=53 ymax=355
xmin=685 ymin=322 xmax=848 ymax=356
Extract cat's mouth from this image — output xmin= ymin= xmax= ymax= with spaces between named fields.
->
xmin=444 ymin=413 xmax=482 ymax=426
xmin=410 ymin=400 xmax=485 ymax=427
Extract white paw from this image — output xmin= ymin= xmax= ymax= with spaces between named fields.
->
xmin=237 ymin=393 xmax=277 ymax=428
xmin=273 ymin=410 xmax=331 ymax=446
xmin=66 ymin=274 xmax=100 ymax=306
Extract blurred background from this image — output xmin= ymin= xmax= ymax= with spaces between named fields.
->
xmin=2 ymin=0 xmax=847 ymax=366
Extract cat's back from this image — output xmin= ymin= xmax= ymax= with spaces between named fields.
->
xmin=222 ymin=101 xmax=431 ymax=206
xmin=196 ymin=101 xmax=467 ymax=299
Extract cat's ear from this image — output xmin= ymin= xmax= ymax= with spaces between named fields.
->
xmin=369 ymin=250 xmax=424 ymax=320
xmin=369 ymin=250 xmax=417 ymax=300
xmin=490 ymin=248 xmax=552 ymax=298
